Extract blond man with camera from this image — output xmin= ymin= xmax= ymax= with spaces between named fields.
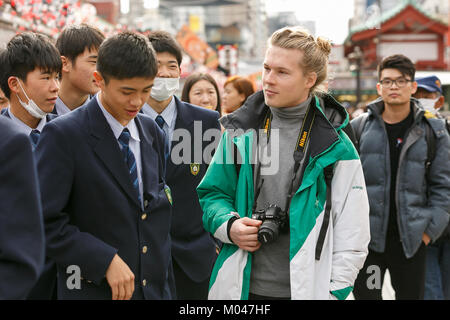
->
xmin=197 ymin=26 xmax=370 ymax=300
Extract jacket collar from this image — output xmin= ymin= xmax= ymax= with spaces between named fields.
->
xmin=220 ymin=90 xmax=349 ymax=163
xmin=367 ymin=97 xmax=425 ymax=124
xmin=220 ymin=90 xmax=348 ymax=131
xmin=173 ymin=95 xmax=196 ymax=128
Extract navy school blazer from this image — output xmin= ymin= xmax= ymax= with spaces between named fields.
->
xmin=35 ymin=98 xmax=174 ymax=299
xmin=1 ymin=107 xmax=58 ymax=300
xmin=165 ymin=97 xmax=221 ymax=283
xmin=0 ymin=116 xmax=45 ymax=299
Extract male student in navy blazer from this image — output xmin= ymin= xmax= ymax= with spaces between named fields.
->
xmin=35 ymin=32 xmax=174 ymax=300
xmin=52 ymin=24 xmax=105 ymax=116
xmin=0 ymin=32 xmax=60 ymax=148
xmin=143 ymin=31 xmax=221 ymax=300
xmin=0 ymin=116 xmax=45 ymax=299
xmin=0 ymin=32 xmax=61 ymax=299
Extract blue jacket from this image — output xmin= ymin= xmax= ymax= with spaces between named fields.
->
xmin=351 ymin=98 xmax=450 ymax=258
xmin=0 ymin=116 xmax=45 ymax=299
xmin=35 ymin=98 xmax=174 ymax=299
xmin=166 ymin=97 xmax=220 ymax=283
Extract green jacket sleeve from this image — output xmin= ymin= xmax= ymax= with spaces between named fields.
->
xmin=197 ymin=131 xmax=240 ymax=243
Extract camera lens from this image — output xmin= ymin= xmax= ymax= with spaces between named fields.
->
xmin=258 ymin=220 xmax=280 ymax=244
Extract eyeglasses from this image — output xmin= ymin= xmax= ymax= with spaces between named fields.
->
xmin=379 ymin=78 xmax=412 ymax=88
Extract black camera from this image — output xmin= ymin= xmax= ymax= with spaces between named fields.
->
xmin=252 ymin=204 xmax=288 ymax=244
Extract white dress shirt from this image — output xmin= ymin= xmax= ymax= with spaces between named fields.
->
xmin=7 ymin=107 xmax=47 ymax=135
xmin=96 ymin=94 xmax=143 ymax=208
xmin=141 ymin=96 xmax=177 ymax=143
xmin=54 ymin=96 xmax=91 ymax=116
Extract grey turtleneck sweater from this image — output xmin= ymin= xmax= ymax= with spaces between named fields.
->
xmin=250 ymin=96 xmax=311 ymax=298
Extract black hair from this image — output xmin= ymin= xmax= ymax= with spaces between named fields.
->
xmin=0 ymin=32 xmax=62 ymax=99
xmin=147 ymin=31 xmax=183 ymax=66
xmin=378 ymin=54 xmax=416 ymax=80
xmin=97 ymin=31 xmax=157 ymax=83
xmin=56 ymin=24 xmax=105 ymax=64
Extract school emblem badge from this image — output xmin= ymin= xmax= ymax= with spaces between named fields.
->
xmin=190 ymin=163 xmax=200 ymax=176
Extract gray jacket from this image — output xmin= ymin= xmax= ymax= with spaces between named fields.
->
xmin=351 ymin=98 xmax=450 ymax=258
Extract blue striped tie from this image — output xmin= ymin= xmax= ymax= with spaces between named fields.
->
xmin=118 ymin=129 xmax=141 ymax=204
xmin=29 ymin=129 xmax=40 ymax=151
xmin=155 ymin=115 xmax=165 ymax=130
xmin=155 ymin=115 xmax=170 ymax=160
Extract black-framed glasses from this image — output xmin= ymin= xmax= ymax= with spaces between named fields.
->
xmin=379 ymin=78 xmax=412 ymax=88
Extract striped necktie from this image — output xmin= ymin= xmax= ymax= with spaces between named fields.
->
xmin=155 ymin=115 xmax=165 ymax=130
xmin=118 ymin=128 xmax=141 ymax=204
xmin=154 ymin=115 xmax=170 ymax=160
xmin=29 ymin=129 xmax=40 ymax=150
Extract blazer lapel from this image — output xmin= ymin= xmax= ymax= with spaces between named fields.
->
xmin=166 ymin=97 xmax=195 ymax=180
xmin=87 ymin=99 xmax=141 ymax=207
xmin=134 ymin=115 xmax=160 ymax=205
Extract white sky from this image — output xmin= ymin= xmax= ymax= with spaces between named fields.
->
xmin=265 ymin=0 xmax=355 ymax=44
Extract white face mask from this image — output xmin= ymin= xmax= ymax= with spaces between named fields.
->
xmin=150 ymin=77 xmax=179 ymax=102
xmin=16 ymin=78 xmax=47 ymax=119
xmin=418 ymin=97 xmax=439 ymax=115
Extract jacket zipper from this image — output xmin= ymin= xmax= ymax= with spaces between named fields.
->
xmin=394 ymin=110 xmax=422 ymax=248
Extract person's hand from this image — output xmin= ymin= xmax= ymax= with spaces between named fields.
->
xmin=106 ymin=254 xmax=135 ymax=300
xmin=229 ymin=217 xmax=262 ymax=252
xmin=422 ymin=233 xmax=431 ymax=246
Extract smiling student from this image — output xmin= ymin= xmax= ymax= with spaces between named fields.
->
xmin=35 ymin=31 xmax=174 ymax=300
xmin=54 ymin=24 xmax=105 ymax=115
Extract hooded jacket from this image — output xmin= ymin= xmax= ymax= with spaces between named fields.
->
xmin=197 ymin=91 xmax=370 ymax=300
xmin=351 ymin=98 xmax=450 ymax=258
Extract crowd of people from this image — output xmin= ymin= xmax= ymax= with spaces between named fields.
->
xmin=0 ymin=23 xmax=449 ymax=301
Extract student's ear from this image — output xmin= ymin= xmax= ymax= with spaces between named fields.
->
xmin=7 ymin=76 xmax=21 ymax=95
xmin=61 ymin=56 xmax=71 ymax=73
xmin=93 ymin=71 xmax=105 ymax=90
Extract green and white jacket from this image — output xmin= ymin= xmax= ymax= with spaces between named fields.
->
xmin=197 ymin=91 xmax=370 ymax=300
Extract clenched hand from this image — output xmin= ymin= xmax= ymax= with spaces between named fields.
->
xmin=229 ymin=217 xmax=262 ymax=252
xmin=106 ymin=254 xmax=135 ymax=300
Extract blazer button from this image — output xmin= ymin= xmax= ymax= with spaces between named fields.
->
xmin=141 ymin=213 xmax=147 ymax=220
xmin=142 ymin=279 xmax=147 ymax=287
xmin=142 ymin=246 xmax=148 ymax=254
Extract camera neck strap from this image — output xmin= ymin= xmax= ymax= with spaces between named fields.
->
xmin=253 ymin=97 xmax=317 ymax=213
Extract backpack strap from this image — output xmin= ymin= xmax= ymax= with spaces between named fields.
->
xmin=315 ymin=164 xmax=334 ymax=260
xmin=352 ymin=113 xmax=369 ymax=153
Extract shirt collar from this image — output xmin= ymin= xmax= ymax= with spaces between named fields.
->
xmin=54 ymin=97 xmax=71 ymax=115
xmin=55 ymin=96 xmax=91 ymax=115
xmin=141 ymin=96 xmax=176 ymax=126
xmin=96 ymin=94 xmax=140 ymax=143
xmin=7 ymin=107 xmax=47 ymax=135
